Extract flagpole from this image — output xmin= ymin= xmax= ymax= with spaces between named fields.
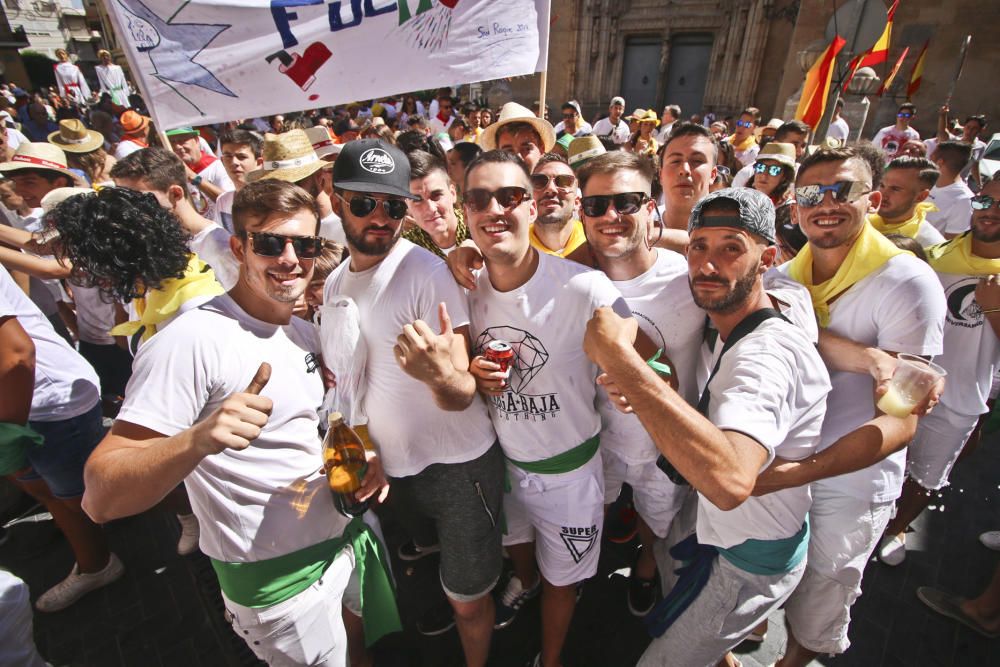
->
xmin=536 ymin=0 xmax=551 ymax=119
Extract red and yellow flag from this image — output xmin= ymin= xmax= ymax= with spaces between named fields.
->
xmin=907 ymin=40 xmax=929 ymax=98
xmin=876 ymin=46 xmax=909 ymax=96
xmin=795 ymin=35 xmax=847 ymax=129
xmin=844 ymin=0 xmax=899 ymax=89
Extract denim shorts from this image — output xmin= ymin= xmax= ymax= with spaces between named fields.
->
xmin=17 ymin=402 xmax=105 ymax=499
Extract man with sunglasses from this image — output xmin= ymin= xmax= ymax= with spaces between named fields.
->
xmin=463 ymin=150 xmax=632 ymax=667
xmin=765 ymin=147 xmax=945 ymax=667
xmin=529 ymin=153 xmax=587 ymax=257
xmin=872 ymin=103 xmax=921 ymax=163
xmin=324 ymin=139 xmax=504 ymax=664
xmin=552 ymin=100 xmax=592 ymax=141
xmin=83 ymin=179 xmax=399 ymax=667
xmin=724 ymin=107 xmax=761 ymax=167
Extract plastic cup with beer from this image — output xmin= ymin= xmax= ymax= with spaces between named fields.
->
xmin=876 ymin=353 xmax=946 ymax=419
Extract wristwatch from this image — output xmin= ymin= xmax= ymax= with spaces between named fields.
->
xmin=191 ymin=174 xmax=203 ymax=186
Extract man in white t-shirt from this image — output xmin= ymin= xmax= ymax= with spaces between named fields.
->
xmin=552 ymin=100 xmax=593 ymax=140
xmin=166 ymin=127 xmax=234 ymax=219
xmin=724 ymin=107 xmax=762 ymax=167
xmin=584 ymin=188 xmax=830 ymax=667
xmin=463 ymin=149 xmax=632 ymax=667
xmin=871 ymin=103 xmax=921 ymax=162
xmin=768 ymin=147 xmax=946 ymax=667
xmin=657 ymin=123 xmax=718 ymax=252
xmin=324 ymin=139 xmax=503 ymax=665
xmin=82 ymin=179 xmax=399 ymax=667
xmin=654 ymin=104 xmax=681 ymax=143
xmin=927 ymin=140 xmax=975 ymax=237
xmin=402 ymin=150 xmax=469 ymax=258
xmin=877 ymin=178 xmax=1000 ymax=566
xmin=828 ymin=98 xmax=850 ymax=144
xmin=869 ymin=156 xmax=945 ymax=247
xmin=591 ymin=96 xmax=631 ymax=146
xmin=212 ymin=128 xmax=263 ymax=234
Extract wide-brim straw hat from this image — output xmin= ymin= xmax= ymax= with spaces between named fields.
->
xmin=636 ymin=109 xmax=660 ymax=127
xmin=756 ymin=142 xmax=797 ymax=169
xmin=246 ymin=129 xmax=327 ymax=183
xmin=480 ymin=102 xmax=556 ymax=153
xmin=625 ymin=108 xmax=646 ymax=121
xmin=304 ymin=126 xmax=341 ymax=160
xmin=48 ymin=119 xmax=104 ymax=153
xmin=0 ymin=142 xmax=77 ymax=181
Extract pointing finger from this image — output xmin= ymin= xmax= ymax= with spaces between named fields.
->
xmin=245 ymin=362 xmax=271 ymax=395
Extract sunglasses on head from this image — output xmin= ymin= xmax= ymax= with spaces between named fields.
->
xmin=736 ymin=120 xmax=754 ymax=128
xmin=794 ymin=181 xmax=870 ymax=208
xmin=335 ymin=192 xmax=408 ymax=220
xmin=897 ymin=112 xmax=913 ymax=118
xmin=248 ymin=232 xmax=325 ymax=259
xmin=465 ymin=186 xmax=530 ymax=213
xmin=971 ymin=194 xmax=1000 ymax=211
xmin=580 ymin=192 xmax=649 ymax=217
xmin=754 ymin=162 xmax=784 ymax=177
xmin=530 ymin=173 xmax=576 ymax=190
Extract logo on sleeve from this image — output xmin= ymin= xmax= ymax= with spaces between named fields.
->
xmin=560 ymin=525 xmax=599 ymax=564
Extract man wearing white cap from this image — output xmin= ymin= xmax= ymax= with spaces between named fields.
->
xmin=592 ymin=96 xmax=631 ymax=145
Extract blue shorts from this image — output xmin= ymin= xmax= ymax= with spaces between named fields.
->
xmin=16 ymin=402 xmax=105 ymax=499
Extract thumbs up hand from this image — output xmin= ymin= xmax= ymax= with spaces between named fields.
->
xmin=394 ymin=302 xmax=461 ymax=385
xmin=192 ymin=362 xmax=274 ymax=456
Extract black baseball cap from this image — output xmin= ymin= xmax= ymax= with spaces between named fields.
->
xmin=333 ymin=139 xmax=419 ymax=200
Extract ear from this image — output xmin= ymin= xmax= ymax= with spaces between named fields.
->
xmin=167 ymin=184 xmax=185 ymax=208
xmin=867 ymin=189 xmax=883 ymax=214
xmin=330 ymin=189 xmax=343 ymax=216
xmin=229 ymin=232 xmax=246 ymax=263
xmin=760 ymin=245 xmax=778 ymax=271
xmin=915 ymin=188 xmax=930 ymax=204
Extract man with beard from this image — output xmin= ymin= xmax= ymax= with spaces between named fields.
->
xmin=876 ymin=178 xmax=1000 ymax=566
xmin=323 ymin=140 xmax=503 ymax=665
xmin=582 ymin=187 xmax=830 ymax=667
xmin=528 ymin=153 xmax=586 ymax=256
xmin=869 ymin=156 xmax=945 ymax=247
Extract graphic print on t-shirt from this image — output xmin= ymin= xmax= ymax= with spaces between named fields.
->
xmin=944 ymin=277 xmax=984 ymax=329
xmin=560 ymin=524 xmax=599 ymax=563
xmin=475 ymin=326 xmax=560 ymax=421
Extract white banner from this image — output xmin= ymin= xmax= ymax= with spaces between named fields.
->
xmin=103 ymin=0 xmax=550 ymax=130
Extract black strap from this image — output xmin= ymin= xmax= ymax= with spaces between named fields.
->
xmin=657 ymin=308 xmax=790 ymax=485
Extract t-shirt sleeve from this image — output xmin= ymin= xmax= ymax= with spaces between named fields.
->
xmin=423 ymin=259 xmax=471 ymax=329
xmin=875 ymin=260 xmax=946 ymax=356
xmin=943 ymin=200 xmax=973 ymax=235
xmin=586 ymin=271 xmax=631 ymax=318
xmin=190 ymin=224 xmax=239 ymax=291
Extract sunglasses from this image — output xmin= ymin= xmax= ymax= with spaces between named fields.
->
xmin=736 ymin=120 xmax=754 ymax=128
xmin=754 ymin=162 xmax=784 ymax=177
xmin=465 ymin=186 xmax=530 ymax=213
xmin=530 ymin=173 xmax=576 ymax=190
xmin=897 ymin=112 xmax=913 ymax=118
xmin=580 ymin=192 xmax=649 ymax=217
xmin=794 ymin=181 xmax=870 ymax=208
xmin=971 ymin=194 xmax=1000 ymax=211
xmin=248 ymin=232 xmax=325 ymax=259
xmin=335 ymin=192 xmax=408 ymax=220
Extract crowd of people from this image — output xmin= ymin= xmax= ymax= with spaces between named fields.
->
xmin=0 ymin=74 xmax=998 ymax=667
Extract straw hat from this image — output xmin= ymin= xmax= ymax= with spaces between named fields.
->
xmin=756 ymin=142 xmax=797 ymax=169
xmin=41 ymin=187 xmax=94 ymax=213
xmin=246 ymin=129 xmax=327 ymax=183
xmin=755 ymin=118 xmax=784 ymax=139
xmin=119 ymin=110 xmax=149 ymax=136
xmin=0 ymin=142 xmax=77 ymax=181
xmin=568 ymin=136 xmax=606 ymax=169
xmin=304 ymin=126 xmax=341 ymax=160
xmin=48 ymin=119 xmax=104 ymax=153
xmin=480 ymin=102 xmax=556 ymax=153
xmin=636 ymin=109 xmax=660 ymax=127
xmin=625 ymin=108 xmax=646 ymax=121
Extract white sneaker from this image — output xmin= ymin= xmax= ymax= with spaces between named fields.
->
xmin=35 ymin=553 xmax=124 ymax=612
xmin=980 ymin=530 xmax=1000 ymax=551
xmin=176 ymin=513 xmax=200 ymax=555
xmin=878 ymin=534 xmax=906 ymax=566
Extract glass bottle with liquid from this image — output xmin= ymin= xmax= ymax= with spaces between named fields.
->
xmin=322 ymin=412 xmax=370 ymax=517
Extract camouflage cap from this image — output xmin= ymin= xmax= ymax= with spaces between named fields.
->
xmin=688 ymin=187 xmax=776 ymax=244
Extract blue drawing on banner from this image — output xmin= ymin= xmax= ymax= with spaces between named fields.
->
xmin=116 ymin=0 xmax=235 ymax=114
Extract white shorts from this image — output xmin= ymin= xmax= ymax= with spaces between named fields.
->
xmin=782 ymin=483 xmax=893 ymax=655
xmin=222 ymin=547 xmax=361 ymax=667
xmin=905 ymin=404 xmax=980 ymax=491
xmin=503 ymin=453 xmax=604 ymax=586
xmin=601 ymin=448 xmax=688 ymax=538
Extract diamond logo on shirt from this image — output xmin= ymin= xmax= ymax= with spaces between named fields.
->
xmin=475 ymin=326 xmax=548 ymax=393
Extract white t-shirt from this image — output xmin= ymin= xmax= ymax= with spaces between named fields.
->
xmin=926 ymin=181 xmax=974 ymax=235
xmin=324 ymin=240 xmax=496 ymax=477
xmin=872 ymin=125 xmax=920 ymax=161
xmin=189 ymin=226 xmax=239 ymax=291
xmin=116 ymin=293 xmax=346 ymax=562
xmin=696 ymin=316 xmax=830 ymax=549
xmin=655 ymin=121 xmax=676 ymax=144
xmin=935 ymin=271 xmax=1000 ymax=416
xmin=113 ymin=139 xmax=145 ymax=161
xmin=189 ymin=159 xmax=234 ymax=219
xmin=779 ymin=253 xmax=945 ymax=502
xmin=599 ymin=250 xmax=706 ymax=464
xmin=319 ymin=211 xmax=347 ymax=247
xmin=914 ymin=220 xmax=946 ymax=247
xmin=71 ymin=283 xmax=117 ymax=346
xmin=828 ymin=117 xmax=850 ymax=144
xmin=0 ymin=266 xmax=100 ymax=422
xmin=211 ymin=189 xmax=235 ymax=234
xmin=467 ymin=251 xmax=629 ymax=462
xmin=5 ymin=127 xmax=27 ymax=152
xmin=592 ymin=117 xmax=631 ymax=145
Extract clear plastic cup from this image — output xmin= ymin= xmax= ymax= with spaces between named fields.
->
xmin=876 ymin=353 xmax=947 ymax=418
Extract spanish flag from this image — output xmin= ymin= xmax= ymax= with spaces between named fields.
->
xmin=795 ymin=35 xmax=847 ymax=129
xmin=876 ymin=46 xmax=910 ymax=96
xmin=844 ymin=0 xmax=899 ymax=89
xmin=907 ymin=40 xmax=929 ymax=98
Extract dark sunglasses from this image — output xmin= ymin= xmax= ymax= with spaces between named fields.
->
xmin=754 ymin=162 xmax=784 ymax=177
xmin=335 ymin=192 xmax=408 ymax=220
xmin=971 ymin=194 xmax=1000 ymax=211
xmin=580 ymin=192 xmax=649 ymax=217
xmin=794 ymin=181 xmax=870 ymax=208
xmin=530 ymin=173 xmax=576 ymax=190
xmin=248 ymin=232 xmax=325 ymax=259
xmin=897 ymin=112 xmax=913 ymax=119
xmin=736 ymin=119 xmax=754 ymax=128
xmin=465 ymin=186 xmax=530 ymax=213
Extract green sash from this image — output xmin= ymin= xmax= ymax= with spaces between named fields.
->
xmin=718 ymin=518 xmax=810 ymax=576
xmin=506 ymin=434 xmax=600 ymax=475
xmin=0 ymin=422 xmax=45 ymax=476
xmin=211 ymin=518 xmax=401 ymax=646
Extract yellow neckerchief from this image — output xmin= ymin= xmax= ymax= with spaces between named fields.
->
xmin=926 ymin=232 xmax=1000 ymax=276
xmin=529 ymin=220 xmax=586 ymax=258
xmin=110 ymin=255 xmax=225 ymax=341
xmin=868 ymin=201 xmax=938 ymax=239
xmin=727 ymin=133 xmax=757 ymax=153
xmin=787 ymin=222 xmax=909 ymax=327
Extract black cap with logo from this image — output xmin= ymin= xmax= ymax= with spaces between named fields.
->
xmin=333 ymin=139 xmax=420 ymax=200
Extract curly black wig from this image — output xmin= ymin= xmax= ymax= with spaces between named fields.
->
xmin=48 ymin=187 xmax=192 ymax=302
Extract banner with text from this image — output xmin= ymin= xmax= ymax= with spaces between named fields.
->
xmin=104 ymin=0 xmax=550 ymax=130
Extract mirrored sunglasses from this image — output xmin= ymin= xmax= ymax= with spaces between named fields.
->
xmin=249 ymin=232 xmax=325 ymax=259
xmin=971 ymin=194 xmax=1000 ymax=210
xmin=754 ymin=162 xmax=784 ymax=177
xmin=736 ymin=120 xmax=754 ymax=128
xmin=465 ymin=186 xmax=530 ymax=213
xmin=580 ymin=192 xmax=649 ymax=217
xmin=794 ymin=181 xmax=870 ymax=208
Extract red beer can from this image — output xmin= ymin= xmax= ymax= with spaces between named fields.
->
xmin=484 ymin=340 xmax=514 ymax=388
